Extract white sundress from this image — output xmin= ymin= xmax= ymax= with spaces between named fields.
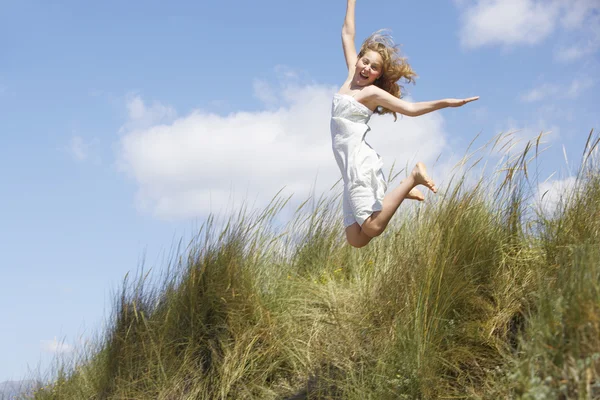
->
xmin=331 ymin=93 xmax=387 ymax=227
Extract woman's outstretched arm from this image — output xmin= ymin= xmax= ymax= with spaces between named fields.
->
xmin=342 ymin=0 xmax=358 ymax=71
xmin=367 ymin=86 xmax=479 ymax=117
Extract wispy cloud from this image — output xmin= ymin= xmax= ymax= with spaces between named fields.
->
xmin=119 ymin=94 xmax=177 ymax=133
xmin=66 ymin=135 xmax=101 ymax=163
xmin=253 ymin=79 xmax=279 ymax=107
xmin=555 ymin=41 xmax=600 ymax=62
xmin=566 ymin=77 xmax=596 ymax=97
xmin=40 ymin=337 xmax=74 ymax=354
xmin=519 ymin=77 xmax=596 ymax=103
xmin=519 ymin=83 xmax=560 ymax=103
xmin=68 ymin=135 xmax=89 ymax=161
xmin=555 ymin=8 xmax=600 ymax=62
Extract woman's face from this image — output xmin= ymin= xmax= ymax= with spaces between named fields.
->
xmin=354 ymin=50 xmax=383 ymax=86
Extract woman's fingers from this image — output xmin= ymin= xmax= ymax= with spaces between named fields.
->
xmin=449 ymin=96 xmax=479 ymax=107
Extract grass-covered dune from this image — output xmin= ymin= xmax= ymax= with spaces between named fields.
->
xmin=29 ymin=132 xmax=600 ymax=399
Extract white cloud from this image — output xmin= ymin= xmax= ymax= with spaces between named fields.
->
xmin=117 ymin=81 xmax=449 ymax=220
xmin=456 ymin=0 xmax=600 ymax=54
xmin=537 ymin=176 xmax=578 ymax=215
xmin=457 ymin=0 xmax=560 ymax=48
xmin=40 ymin=337 xmax=74 ymax=354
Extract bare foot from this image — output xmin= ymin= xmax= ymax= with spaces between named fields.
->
xmin=411 ymin=162 xmax=437 ymax=193
xmin=407 ymin=187 xmax=425 ymax=201
xmin=400 ymin=179 xmax=425 ymax=200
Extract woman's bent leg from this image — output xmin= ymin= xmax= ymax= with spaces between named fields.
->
xmin=345 ymin=223 xmax=373 ymax=248
xmin=362 ymin=162 xmax=436 ymax=238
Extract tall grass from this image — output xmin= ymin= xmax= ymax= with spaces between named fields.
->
xmin=26 ymin=131 xmax=600 ymax=399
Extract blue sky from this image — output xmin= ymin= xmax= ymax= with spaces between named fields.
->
xmin=1 ymin=0 xmax=598 ymax=382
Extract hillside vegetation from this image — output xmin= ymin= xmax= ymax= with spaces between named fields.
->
xmin=28 ymin=132 xmax=600 ymax=399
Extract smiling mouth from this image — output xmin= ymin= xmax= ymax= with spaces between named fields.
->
xmin=360 ymin=72 xmax=369 ymax=79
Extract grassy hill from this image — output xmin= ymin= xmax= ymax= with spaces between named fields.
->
xmin=29 ymin=132 xmax=600 ymax=399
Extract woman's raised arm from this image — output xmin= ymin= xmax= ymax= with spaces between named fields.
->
xmin=342 ymin=0 xmax=358 ymax=71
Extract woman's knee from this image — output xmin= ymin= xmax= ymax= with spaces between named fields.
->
xmin=345 ymin=225 xmax=371 ymax=248
xmin=346 ymin=236 xmax=368 ymax=248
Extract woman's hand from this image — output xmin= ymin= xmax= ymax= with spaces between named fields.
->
xmin=447 ymin=96 xmax=479 ymax=107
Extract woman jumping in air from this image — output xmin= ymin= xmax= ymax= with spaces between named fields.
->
xmin=333 ymin=0 xmax=479 ymax=248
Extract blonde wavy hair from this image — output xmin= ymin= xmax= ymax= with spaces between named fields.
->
xmin=358 ymin=30 xmax=417 ymax=120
